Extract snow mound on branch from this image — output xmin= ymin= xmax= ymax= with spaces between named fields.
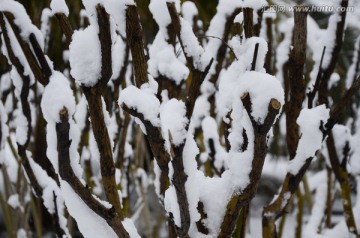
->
xmin=287 ymin=105 xmax=329 ymax=175
xmin=237 ymin=71 xmax=283 ymax=123
xmin=182 ymin=1 xmax=198 ymax=24
xmin=160 ymin=99 xmax=188 ymax=151
xmin=50 ymin=0 xmax=69 ymax=16
xmin=60 ymin=181 xmax=118 ymax=238
xmin=69 ymin=25 xmax=101 ymax=87
xmin=149 ymin=0 xmax=171 ymax=34
xmin=179 ymin=18 xmax=211 ymax=71
xmin=41 ymin=71 xmax=76 ymax=123
xmin=118 ymin=85 xmax=160 ymax=127
xmin=148 ymin=32 xmax=189 ymax=85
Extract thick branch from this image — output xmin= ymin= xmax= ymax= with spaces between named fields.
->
xmin=54 ymin=13 xmax=73 ymax=46
xmin=83 ymin=90 xmax=123 ymax=219
xmin=56 ymin=109 xmax=130 ymax=238
xmin=286 ymin=8 xmax=307 ymax=158
xmin=1 ymin=12 xmax=49 ymax=85
xmin=125 ymin=5 xmax=148 ymax=87
xmin=243 ymin=8 xmax=254 ymax=38
xmin=96 ymin=4 xmax=112 ymax=92
xmin=219 ymin=94 xmax=281 ymax=237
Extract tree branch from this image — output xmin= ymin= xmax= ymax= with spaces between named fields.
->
xmin=125 ymin=5 xmax=148 ymax=87
xmin=56 ymin=108 xmax=130 ymax=238
xmin=219 ymin=94 xmax=281 ymax=237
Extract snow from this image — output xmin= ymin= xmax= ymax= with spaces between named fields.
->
xmin=111 ymin=35 xmax=126 ymax=80
xmin=332 ymin=125 xmax=350 ymax=164
xmin=236 ymin=71 xmax=284 ymax=123
xmin=41 ymin=71 xmax=76 ymax=123
xmin=287 ymin=105 xmax=330 ymax=175
xmin=17 ymin=229 xmax=27 ymax=238
xmin=60 ymin=181 xmax=118 ymax=238
xmin=164 ymin=185 xmax=181 ymax=227
xmin=41 ymin=71 xmax=83 ymax=181
xmin=148 ymin=31 xmax=189 ymax=85
xmin=149 ymin=0 xmax=171 ymax=36
xmin=191 ymin=95 xmax=210 ymax=128
xmin=304 ymin=182 xmax=327 ymax=237
xmin=69 ymin=25 xmax=101 ymax=87
xmin=160 ymin=99 xmax=188 ymax=151
xmin=0 ymin=102 xmax=9 ymax=164
xmin=118 ymin=85 xmax=161 ymax=127
xmin=0 ymin=72 xmax=12 ymax=95
xmin=350 ymin=109 xmax=360 ymax=175
xmin=123 ymin=218 xmax=141 ymax=238
xmin=242 ymin=0 xmax=267 ymax=10
xmin=7 ymin=194 xmax=22 ymax=211
xmin=27 ymin=153 xmax=70 ymax=236
xmin=275 ymin=18 xmax=293 ymax=84
xmin=179 ymin=18 xmax=211 ymax=71
xmin=0 ymin=0 xmax=44 ymax=49
xmin=181 ymin=1 xmax=198 ymax=25
xmin=14 ymin=106 xmax=27 ymax=146
xmin=50 ymin=0 xmax=69 ymax=16
xmin=40 ymin=8 xmax=52 ymax=51
xmin=321 ymin=13 xmax=342 ymax=69
xmin=346 ymin=36 xmax=360 ymax=89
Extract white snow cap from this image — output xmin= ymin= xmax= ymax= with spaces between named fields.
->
xmin=237 ymin=71 xmax=284 ymax=124
xmin=41 ymin=71 xmax=76 ymax=123
xmin=160 ymin=99 xmax=188 ymax=152
xmin=50 ymin=0 xmax=69 ymax=16
xmin=69 ymin=25 xmax=101 ymax=87
xmin=182 ymin=1 xmax=198 ymax=24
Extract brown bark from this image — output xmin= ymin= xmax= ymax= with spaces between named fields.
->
xmin=286 ymin=8 xmax=307 ymax=158
xmin=126 ymin=5 xmax=148 ymax=87
xmin=54 ymin=13 xmax=73 ymax=46
xmin=1 ymin=12 xmax=49 ymax=85
xmin=243 ymin=8 xmax=254 ymax=38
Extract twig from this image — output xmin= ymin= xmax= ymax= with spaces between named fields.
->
xmin=197 ymin=35 xmax=239 ymax=61
xmin=307 ymin=46 xmax=326 ymax=109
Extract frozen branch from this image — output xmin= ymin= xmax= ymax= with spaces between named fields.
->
xmin=219 ymin=93 xmax=281 ymax=237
